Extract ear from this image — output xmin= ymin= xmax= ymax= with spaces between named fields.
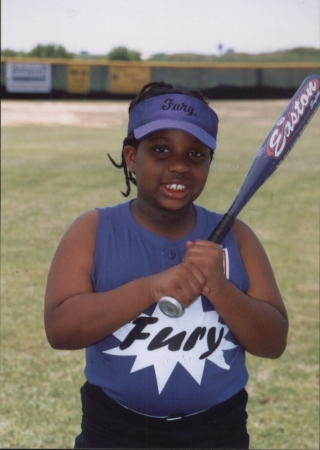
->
xmin=123 ymin=145 xmax=137 ymax=173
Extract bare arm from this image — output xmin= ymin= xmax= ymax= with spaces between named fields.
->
xmin=44 ymin=210 xmax=149 ymax=349
xmin=183 ymin=220 xmax=288 ymax=359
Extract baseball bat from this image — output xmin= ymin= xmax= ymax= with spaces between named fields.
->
xmin=159 ymin=74 xmax=320 ymax=318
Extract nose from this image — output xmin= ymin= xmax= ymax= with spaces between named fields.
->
xmin=168 ymin=154 xmax=191 ymax=173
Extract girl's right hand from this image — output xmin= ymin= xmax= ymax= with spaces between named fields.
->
xmin=150 ymin=261 xmax=208 ymax=310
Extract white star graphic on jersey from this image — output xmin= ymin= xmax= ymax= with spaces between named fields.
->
xmin=104 ymin=297 xmax=237 ymax=394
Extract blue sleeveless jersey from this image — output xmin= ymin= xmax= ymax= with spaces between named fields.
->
xmin=85 ymin=201 xmax=249 ymax=417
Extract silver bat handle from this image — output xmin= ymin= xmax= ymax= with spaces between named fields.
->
xmin=158 ymin=213 xmax=236 ymax=318
xmin=158 ymin=296 xmax=185 ymax=317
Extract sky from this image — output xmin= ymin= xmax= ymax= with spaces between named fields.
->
xmin=1 ymin=0 xmax=319 ymax=57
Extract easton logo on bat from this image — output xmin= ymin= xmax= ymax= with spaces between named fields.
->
xmin=266 ymin=77 xmax=320 ymax=159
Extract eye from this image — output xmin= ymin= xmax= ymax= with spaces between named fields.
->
xmin=190 ymin=150 xmax=203 ymax=158
xmin=189 ymin=147 xmax=211 ymax=161
xmin=154 ymin=146 xmax=169 ymax=154
xmin=190 ymin=150 xmax=205 ymax=158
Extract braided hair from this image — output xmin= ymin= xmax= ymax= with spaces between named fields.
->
xmin=108 ymin=81 xmax=210 ymax=197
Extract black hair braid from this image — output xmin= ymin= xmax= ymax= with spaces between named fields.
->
xmin=108 ymin=81 xmax=209 ymax=197
xmin=107 ymin=153 xmax=136 ymax=198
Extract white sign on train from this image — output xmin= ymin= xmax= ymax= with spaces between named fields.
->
xmin=6 ymin=62 xmax=51 ymax=93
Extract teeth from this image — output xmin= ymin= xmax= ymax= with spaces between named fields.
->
xmin=165 ymin=184 xmax=187 ymax=191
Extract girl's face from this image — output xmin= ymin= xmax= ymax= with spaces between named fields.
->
xmin=123 ymin=129 xmax=212 ymax=214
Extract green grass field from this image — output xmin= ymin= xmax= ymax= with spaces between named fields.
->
xmin=1 ymin=100 xmax=319 ymax=449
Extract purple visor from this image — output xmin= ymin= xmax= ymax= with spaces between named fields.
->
xmin=128 ymin=94 xmax=218 ymax=150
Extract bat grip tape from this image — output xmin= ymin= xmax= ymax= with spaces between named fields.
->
xmin=207 ymin=212 xmax=236 ymax=244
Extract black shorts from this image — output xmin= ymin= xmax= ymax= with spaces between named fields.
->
xmin=74 ymin=381 xmax=249 ymax=449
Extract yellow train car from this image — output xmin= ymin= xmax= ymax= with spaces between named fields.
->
xmin=1 ymin=57 xmax=319 ymax=99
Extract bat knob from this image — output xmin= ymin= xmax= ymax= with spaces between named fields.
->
xmin=158 ymin=297 xmax=185 ymax=318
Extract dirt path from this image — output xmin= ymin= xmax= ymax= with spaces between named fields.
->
xmin=1 ymin=100 xmax=130 ymax=128
xmin=2 ymin=99 xmax=288 ymax=131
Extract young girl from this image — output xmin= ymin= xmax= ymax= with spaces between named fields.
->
xmin=44 ymin=82 xmax=288 ymax=449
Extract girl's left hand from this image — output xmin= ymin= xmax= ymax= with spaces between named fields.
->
xmin=182 ymin=240 xmax=227 ymax=297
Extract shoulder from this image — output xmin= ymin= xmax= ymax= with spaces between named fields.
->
xmin=75 ymin=208 xmax=99 ymax=224
xmin=66 ymin=209 xmax=99 ymax=237
xmin=232 ymin=218 xmax=263 ymax=252
xmin=231 ymin=218 xmax=273 ymax=275
xmin=66 ymin=202 xmax=131 ymax=241
xmin=57 ymin=209 xmax=99 ymax=257
xmin=231 ymin=218 xmax=277 ymax=290
xmin=61 ymin=203 xmax=131 ymax=251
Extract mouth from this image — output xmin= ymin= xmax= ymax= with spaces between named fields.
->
xmin=161 ymin=182 xmax=190 ymax=200
xmin=164 ymin=183 xmax=188 ymax=192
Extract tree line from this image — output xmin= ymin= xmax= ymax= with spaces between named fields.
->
xmin=1 ymin=44 xmax=319 ymax=63
xmin=1 ymin=44 xmax=142 ymax=61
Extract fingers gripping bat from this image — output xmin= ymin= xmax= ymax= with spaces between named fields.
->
xmin=159 ymin=74 xmax=320 ymax=318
